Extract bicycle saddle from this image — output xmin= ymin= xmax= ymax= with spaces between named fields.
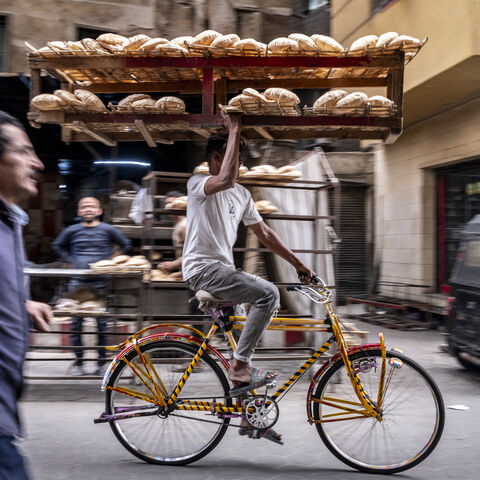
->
xmin=195 ymin=290 xmax=225 ymax=304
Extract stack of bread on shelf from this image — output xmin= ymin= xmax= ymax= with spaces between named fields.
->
xmin=194 ymin=161 xmax=301 ymax=182
xmin=226 ymin=88 xmax=300 ymax=115
xmin=164 ymin=196 xmax=188 ymax=210
xmin=89 ymin=255 xmax=151 ymax=272
xmin=31 ymin=89 xmax=107 ymax=112
xmin=254 ymin=200 xmax=278 ymax=214
xmin=241 ymin=164 xmax=302 ymax=181
xmin=193 ymin=162 xmax=249 ymax=176
xmin=54 ymin=298 xmax=105 ymax=314
xmin=310 ymin=90 xmax=394 ymax=116
xmin=31 ymin=91 xmax=187 ymax=114
xmin=112 ymin=94 xmax=186 ymax=113
xmin=31 ymin=30 xmax=423 ymax=59
xmin=149 ymin=269 xmax=183 ymax=282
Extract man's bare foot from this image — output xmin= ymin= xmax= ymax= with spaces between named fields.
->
xmin=228 ymin=359 xmax=276 ymax=383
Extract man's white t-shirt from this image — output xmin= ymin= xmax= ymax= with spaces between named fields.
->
xmin=182 ymin=174 xmax=262 ymax=281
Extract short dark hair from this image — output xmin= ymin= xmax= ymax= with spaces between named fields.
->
xmin=0 ymin=111 xmax=25 ymax=156
xmin=206 ymin=133 xmax=245 ymax=164
xmin=206 ymin=134 xmax=228 ymax=162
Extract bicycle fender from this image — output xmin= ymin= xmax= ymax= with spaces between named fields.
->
xmin=101 ymin=332 xmax=231 ymax=391
xmin=305 ymin=343 xmax=381 ymax=423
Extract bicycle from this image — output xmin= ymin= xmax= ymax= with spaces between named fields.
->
xmin=94 ymin=277 xmax=445 ymax=474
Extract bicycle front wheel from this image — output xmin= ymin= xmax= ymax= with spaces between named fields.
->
xmin=106 ymin=340 xmax=231 ymax=465
xmin=312 ymin=349 xmax=444 ymax=474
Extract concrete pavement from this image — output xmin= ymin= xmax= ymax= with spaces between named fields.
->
xmin=18 ymin=321 xmax=480 ymax=480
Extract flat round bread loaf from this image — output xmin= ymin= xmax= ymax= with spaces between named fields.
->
xmin=170 ymin=36 xmax=195 ymax=46
xmin=123 ymin=34 xmax=151 ymax=51
xmin=154 ymin=43 xmax=189 ymax=56
xmin=335 ymin=92 xmax=368 ymax=112
xmin=74 ymin=89 xmax=107 ymax=112
xmin=264 ymin=88 xmax=300 ymax=105
xmin=67 ymin=41 xmax=87 ymax=53
xmin=118 ymin=94 xmax=152 ymax=107
xmin=376 ymin=32 xmax=398 ymax=48
xmin=193 ymin=30 xmax=222 ymax=46
xmin=31 ymin=94 xmax=62 ymax=111
xmin=96 ymin=33 xmax=128 ymax=46
xmin=242 ymin=88 xmax=271 ymax=103
xmin=194 ymin=162 xmax=210 ymax=174
xmin=91 ymin=259 xmax=115 ymax=268
xmin=47 ymin=41 xmax=69 ymax=51
xmin=228 ymin=94 xmax=259 ymax=107
xmin=313 ymin=90 xmax=348 ymax=111
xmin=232 ymin=38 xmax=264 ymax=54
xmin=268 ymin=37 xmax=299 ymax=54
xmin=81 ymin=38 xmax=111 ymax=54
xmin=131 ymin=98 xmax=156 ymax=109
xmin=111 ymin=255 xmax=130 ymax=265
xmin=54 ymin=89 xmax=85 ymax=108
xmin=252 ymin=165 xmax=277 ymax=173
xmin=310 ymin=34 xmax=343 ymax=53
xmin=140 ymin=37 xmax=169 ymax=51
xmin=350 ymin=35 xmax=378 ymax=51
xmin=37 ymin=46 xmax=56 ymax=56
xmin=155 ymin=96 xmax=186 ymax=113
xmin=368 ymin=95 xmax=394 ymax=107
xmin=389 ymin=34 xmax=421 ymax=48
xmin=210 ymin=34 xmax=240 ymax=48
xmin=288 ymin=33 xmax=317 ymax=52
xmin=277 ymin=165 xmax=297 ymax=174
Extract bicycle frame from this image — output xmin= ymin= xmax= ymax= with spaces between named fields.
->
xmin=98 ymin=281 xmax=389 ymax=425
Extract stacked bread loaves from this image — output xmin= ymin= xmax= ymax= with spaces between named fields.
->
xmin=89 ymin=255 xmax=151 ymax=272
xmin=227 ymin=87 xmax=300 ymax=115
xmin=31 ymin=89 xmax=106 ymax=112
xmin=165 ymin=196 xmax=188 ymax=210
xmin=194 ymin=162 xmax=249 ymax=176
xmin=242 ymin=164 xmax=302 ymax=181
xmin=312 ymin=90 xmax=394 ymax=115
xmin=34 ymin=30 xmax=421 ymax=59
xmin=255 ymin=200 xmax=279 ymax=214
xmin=113 ymin=94 xmax=186 ymax=113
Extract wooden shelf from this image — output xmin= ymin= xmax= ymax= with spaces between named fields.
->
xmin=26 ymin=45 xmax=427 ymax=143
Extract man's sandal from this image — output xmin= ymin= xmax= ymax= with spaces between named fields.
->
xmin=238 ymin=426 xmax=283 ymax=445
xmin=229 ymin=368 xmax=277 ymax=397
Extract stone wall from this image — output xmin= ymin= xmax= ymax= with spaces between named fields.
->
xmin=0 ymin=0 xmax=294 ymax=73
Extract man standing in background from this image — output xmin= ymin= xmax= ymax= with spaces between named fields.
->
xmin=0 ymin=111 xmax=53 ymax=479
xmin=52 ymin=197 xmax=131 ymax=376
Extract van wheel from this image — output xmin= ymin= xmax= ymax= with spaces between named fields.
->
xmin=456 ymin=352 xmax=480 ymax=371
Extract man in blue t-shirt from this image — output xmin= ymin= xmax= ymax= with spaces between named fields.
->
xmin=52 ymin=197 xmax=131 ymax=375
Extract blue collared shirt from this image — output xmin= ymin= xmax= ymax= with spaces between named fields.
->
xmin=0 ymin=198 xmax=29 ymax=437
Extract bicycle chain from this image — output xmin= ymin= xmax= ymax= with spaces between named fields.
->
xmin=169 ymin=411 xmax=243 ymax=428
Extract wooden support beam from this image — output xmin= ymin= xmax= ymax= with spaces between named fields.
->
xmin=253 ymin=126 xmax=273 ymax=140
xmin=153 ymin=137 xmax=174 ymax=145
xmin=29 ymin=69 xmax=41 ymax=101
xmin=202 ymin=67 xmax=214 ymax=115
xmin=134 ymin=119 xmax=157 ymax=147
xmin=72 ymin=121 xmax=117 ymax=146
xmin=215 ymin=78 xmax=227 ymax=113
xmin=192 ymin=128 xmax=211 ymax=139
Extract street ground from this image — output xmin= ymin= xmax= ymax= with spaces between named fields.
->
xmin=18 ymin=320 xmax=480 ymax=480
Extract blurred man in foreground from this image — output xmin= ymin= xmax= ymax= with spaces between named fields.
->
xmin=0 ymin=111 xmax=53 ymax=479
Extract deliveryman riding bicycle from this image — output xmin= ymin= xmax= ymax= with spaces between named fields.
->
xmin=182 ymin=111 xmax=315 ymax=442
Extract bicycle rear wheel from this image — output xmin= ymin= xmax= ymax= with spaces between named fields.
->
xmin=106 ymin=340 xmax=231 ymax=465
xmin=312 ymin=349 xmax=444 ymax=474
